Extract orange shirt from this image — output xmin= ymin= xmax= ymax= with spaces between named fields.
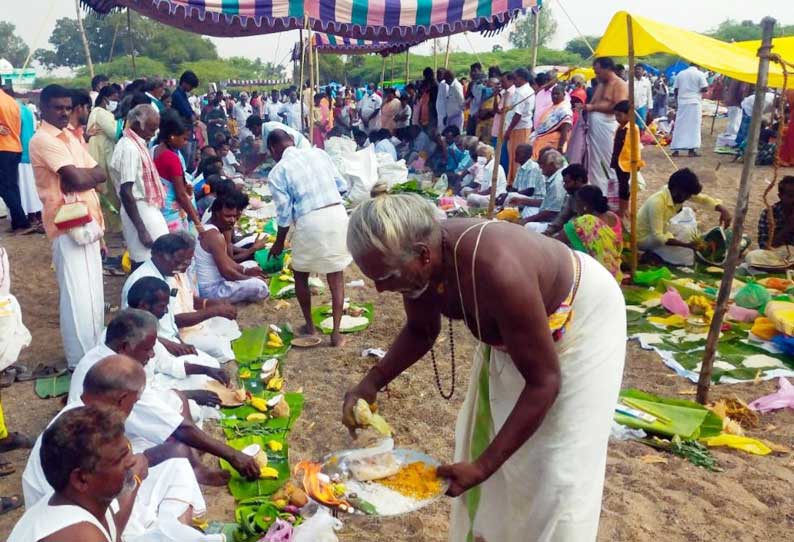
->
xmin=0 ymin=89 xmax=22 ymax=153
xmin=29 ymin=121 xmax=104 ymax=239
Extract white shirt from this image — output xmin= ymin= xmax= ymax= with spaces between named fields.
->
xmin=445 ymin=79 xmax=465 ymax=116
xmin=11 ymin=490 xmax=118 ymax=542
xmin=510 ymin=83 xmax=536 ymax=131
xmin=479 ymin=159 xmax=508 ymax=195
xmin=121 ymin=259 xmax=179 ymax=340
xmin=396 ymin=103 xmax=412 ymax=129
xmin=280 ymin=102 xmax=303 ymax=130
xmin=633 ymin=76 xmax=653 ymax=110
xmin=436 ymin=81 xmax=449 ymax=125
xmin=359 ymin=93 xmax=383 ymax=132
xmin=674 ymin=67 xmax=708 ymax=106
xmin=109 ymin=136 xmax=148 ymax=200
xmin=265 ymin=100 xmax=282 ymax=123
xmin=262 ymin=121 xmax=311 ymax=150
xmin=374 ymin=139 xmax=398 ymax=161
xmin=222 ymin=151 xmax=240 ymax=177
xmin=233 ymin=102 xmax=253 ymax=126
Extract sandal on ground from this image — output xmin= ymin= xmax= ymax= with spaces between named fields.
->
xmin=16 ymin=363 xmax=66 ymax=382
xmin=0 ymin=368 xmax=16 ymax=388
xmin=0 ymin=461 xmax=15 ymax=477
xmin=0 ymin=495 xmax=23 ymax=516
xmin=0 ymin=432 xmax=34 ymax=453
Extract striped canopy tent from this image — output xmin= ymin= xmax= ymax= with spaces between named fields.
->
xmin=312 ymin=33 xmax=420 ymax=56
xmin=81 ymin=0 xmax=537 ymax=41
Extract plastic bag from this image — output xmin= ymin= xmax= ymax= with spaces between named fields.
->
xmin=749 ymin=377 xmax=794 ymax=413
xmin=771 ymin=335 xmax=794 ymax=355
xmin=765 ymin=300 xmax=794 ymax=336
xmin=701 ymin=434 xmax=772 ymax=455
xmin=726 ymin=304 xmax=758 ymax=323
xmin=378 ymin=159 xmax=409 ymax=188
xmin=734 ymin=281 xmax=771 ymax=311
xmin=292 ymin=507 xmax=342 ymax=542
xmin=342 ymin=146 xmax=379 ymax=204
xmin=668 ymin=207 xmax=699 ymax=243
xmin=661 ymin=287 xmax=690 ymax=317
xmin=633 ymin=266 xmax=672 ymax=286
xmin=750 ymin=317 xmax=779 ymax=340
xmin=263 ymin=519 xmax=294 ymax=541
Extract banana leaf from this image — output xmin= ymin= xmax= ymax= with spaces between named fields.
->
xmin=219 ymin=435 xmax=290 ymax=500
xmin=232 ymin=327 xmax=267 ymax=364
xmin=659 ymin=279 xmax=715 ymax=301
xmin=237 ymin=354 xmax=285 ymax=377
xmin=220 ymin=392 xmax=304 ymax=438
xmin=311 ymin=303 xmax=374 ymax=335
xmin=622 ymin=285 xmax=662 ymax=306
xmin=268 ymin=274 xmax=297 ymax=299
xmin=614 ymin=389 xmax=723 ymax=440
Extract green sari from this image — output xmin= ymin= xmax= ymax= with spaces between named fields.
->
xmin=564 ymin=213 xmax=623 ymax=282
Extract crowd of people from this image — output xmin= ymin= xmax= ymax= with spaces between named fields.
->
xmin=0 ymin=51 xmax=791 ymax=542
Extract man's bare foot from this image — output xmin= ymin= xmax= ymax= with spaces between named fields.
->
xmin=298 ymin=323 xmax=318 ymax=337
xmin=194 ymin=467 xmax=231 ymax=486
xmin=331 ymin=331 xmax=346 ymax=347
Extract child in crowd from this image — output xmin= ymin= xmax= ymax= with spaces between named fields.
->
xmin=215 ymin=140 xmax=244 ymax=178
xmin=370 ymin=129 xmax=398 ymax=161
xmin=611 ymin=100 xmax=645 ymax=218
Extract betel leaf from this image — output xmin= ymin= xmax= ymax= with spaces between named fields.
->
xmin=615 ymin=389 xmax=723 ymax=439
xmin=310 ymin=303 xmax=374 ymax=335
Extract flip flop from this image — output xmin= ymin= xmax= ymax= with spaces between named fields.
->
xmin=0 ymin=368 xmax=16 ymax=388
xmin=0 ymin=495 xmax=23 ymax=516
xmin=0 ymin=461 xmax=15 ymax=477
xmin=0 ymin=432 xmax=34 ymax=453
xmin=17 ymin=364 xmax=66 ymax=382
xmin=292 ymin=336 xmax=323 ymax=348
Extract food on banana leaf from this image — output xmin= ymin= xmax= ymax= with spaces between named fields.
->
xmin=321 ymin=315 xmax=369 ymax=331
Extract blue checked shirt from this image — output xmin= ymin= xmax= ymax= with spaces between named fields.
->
xmin=268 ymin=147 xmax=347 ymax=228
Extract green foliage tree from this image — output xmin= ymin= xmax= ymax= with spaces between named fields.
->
xmin=76 ymin=56 xmax=169 ymax=81
xmin=0 ymin=22 xmax=30 ymax=67
xmin=708 ymin=18 xmax=794 ymax=42
xmin=509 ymin=6 xmax=558 ymax=50
xmin=318 ymin=55 xmax=346 ymax=84
xmin=564 ymin=36 xmax=601 ymax=59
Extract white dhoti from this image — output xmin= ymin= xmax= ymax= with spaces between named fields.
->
xmin=180 ymin=317 xmax=240 ymax=363
xmin=291 ymin=204 xmax=352 ymax=274
xmin=466 ymin=194 xmax=492 ymax=208
xmin=124 ymin=458 xmax=217 ymax=542
xmin=121 ymin=201 xmax=169 ymax=262
xmin=0 ymin=247 xmax=31 ymax=371
xmin=715 ymin=106 xmax=742 ymax=148
xmin=17 ymin=163 xmax=42 ymax=215
xmin=200 ymin=261 xmax=269 ymax=303
xmin=53 ymin=235 xmax=104 ymax=368
xmin=585 ymin=112 xmax=618 ymax=196
xmin=450 ymin=252 xmax=626 ymax=542
xmin=147 ymin=341 xmax=221 ymax=393
xmin=671 ymin=102 xmax=703 ymax=150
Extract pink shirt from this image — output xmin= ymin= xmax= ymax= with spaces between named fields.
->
xmin=533 ymin=88 xmax=553 ymax=131
xmin=29 ymin=121 xmax=104 ymax=239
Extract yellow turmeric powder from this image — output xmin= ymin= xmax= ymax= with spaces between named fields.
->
xmin=376 ymin=462 xmax=442 ymax=500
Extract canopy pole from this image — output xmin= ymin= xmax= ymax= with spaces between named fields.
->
xmin=307 ymin=27 xmax=314 ymax=141
xmin=380 ymin=57 xmax=387 ymax=89
xmin=444 ymin=36 xmax=452 ymax=69
xmin=487 ymin=110 xmax=508 ymax=218
xmin=126 ymin=8 xmax=136 ymax=78
xmin=696 ymin=17 xmax=777 ymax=405
xmin=76 ymin=0 xmax=94 ymax=79
xmin=433 ymin=40 xmax=438 ymax=71
xmin=315 ymin=46 xmax=321 ymax=88
xmin=710 ymin=96 xmax=720 ymax=135
xmin=390 ymin=55 xmax=395 ymax=84
xmin=627 ymin=14 xmax=639 ymax=275
xmin=530 ymin=9 xmax=540 ymax=71
xmin=299 ymin=29 xmax=306 ymax=134
xmin=405 ymin=48 xmax=410 ymax=85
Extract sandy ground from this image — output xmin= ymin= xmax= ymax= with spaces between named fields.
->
xmin=1 ymin=116 xmax=794 ymax=541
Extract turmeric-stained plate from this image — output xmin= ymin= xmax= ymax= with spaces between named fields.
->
xmin=206 ymin=381 xmax=245 ymax=408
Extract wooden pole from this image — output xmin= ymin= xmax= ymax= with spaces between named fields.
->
xmin=627 ymin=14 xmax=639 ymax=275
xmin=530 ymin=10 xmax=540 ymax=71
xmin=126 ymin=8 xmax=136 ymax=77
xmin=307 ymin=30 xmax=314 ymax=141
xmin=405 ymin=49 xmax=410 ymax=85
xmin=444 ymin=36 xmax=452 ymax=69
xmin=75 ymin=0 xmax=94 ymax=79
xmin=299 ymin=29 xmax=306 ymax=134
xmin=380 ymin=57 xmax=387 ymax=89
xmin=487 ymin=110 xmax=508 ymax=218
xmin=108 ymin=20 xmax=121 ymax=63
xmin=433 ymin=40 xmax=438 ymax=71
xmin=696 ymin=17 xmax=776 ymax=404
xmin=390 ymin=55 xmax=395 ymax=84
xmin=315 ymin=46 xmax=320 ymax=88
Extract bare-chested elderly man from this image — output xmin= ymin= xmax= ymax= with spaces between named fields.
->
xmin=342 ymin=192 xmax=626 ymax=542
xmin=581 ymin=57 xmax=628 ymax=197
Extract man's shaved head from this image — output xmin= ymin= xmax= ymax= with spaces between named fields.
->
xmin=83 ymin=355 xmax=146 ymax=398
xmin=266 ymin=129 xmax=295 ymax=162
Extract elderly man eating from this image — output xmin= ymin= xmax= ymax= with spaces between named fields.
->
xmin=518 ymin=149 xmax=568 ymax=233
xmin=122 ymin=232 xmax=240 ymax=363
xmin=19 ymin=358 xmax=219 ymax=542
xmin=111 ymin=104 xmax=169 ymax=267
xmin=63 ymin=309 xmax=259 ymax=485
xmin=342 ymin=192 xmax=626 ymax=542
xmin=29 ymin=84 xmax=107 ymax=368
xmin=267 ymin=129 xmax=352 ymax=347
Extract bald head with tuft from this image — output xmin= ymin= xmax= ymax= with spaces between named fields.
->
xmin=82 ymin=355 xmax=146 ymax=416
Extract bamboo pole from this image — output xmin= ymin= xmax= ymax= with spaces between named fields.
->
xmin=315 ymin=46 xmax=320 ymax=88
xmin=696 ymin=17 xmax=776 ymax=404
xmin=487 ymin=110 xmax=508 ymax=218
xmin=627 ymin=14 xmax=639 ymax=274
xmin=710 ymin=96 xmax=720 ymax=135
xmin=405 ymin=49 xmax=410 ymax=85
xmin=108 ymin=19 xmax=121 ymax=63
xmin=433 ymin=40 xmax=438 ymax=71
xmin=75 ymin=0 xmax=94 ymax=79
xmin=530 ymin=10 xmax=540 ymax=71
xmin=307 ymin=29 xmax=314 ymax=141
xmin=380 ymin=57 xmax=387 ymax=89
xmin=299 ymin=29 xmax=306 ymax=134
xmin=444 ymin=36 xmax=452 ymax=69
xmin=390 ymin=55 xmax=395 ymax=83
xmin=126 ymin=8 xmax=136 ymax=77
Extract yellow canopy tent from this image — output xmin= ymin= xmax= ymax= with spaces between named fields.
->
xmin=595 ymin=11 xmax=787 ymax=88
xmin=735 ymin=36 xmax=794 ymax=66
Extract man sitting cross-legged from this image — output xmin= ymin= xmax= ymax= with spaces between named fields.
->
xmin=122 ymin=232 xmax=240 ymax=364
xmin=194 ymin=189 xmax=269 ymax=303
xmin=19 ymin=359 xmax=222 ymax=542
xmin=62 ymin=310 xmax=259 ymax=486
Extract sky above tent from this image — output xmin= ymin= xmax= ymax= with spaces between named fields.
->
xmin=5 ymin=0 xmax=792 ymax=71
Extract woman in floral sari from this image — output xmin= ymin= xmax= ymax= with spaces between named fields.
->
xmin=555 ymin=185 xmax=623 ymax=282
xmin=531 ymin=85 xmax=573 ymax=160
xmin=153 ymin=110 xmax=202 ymax=233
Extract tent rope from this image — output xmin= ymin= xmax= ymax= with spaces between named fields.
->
xmin=762 ymin=54 xmax=792 ymax=253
